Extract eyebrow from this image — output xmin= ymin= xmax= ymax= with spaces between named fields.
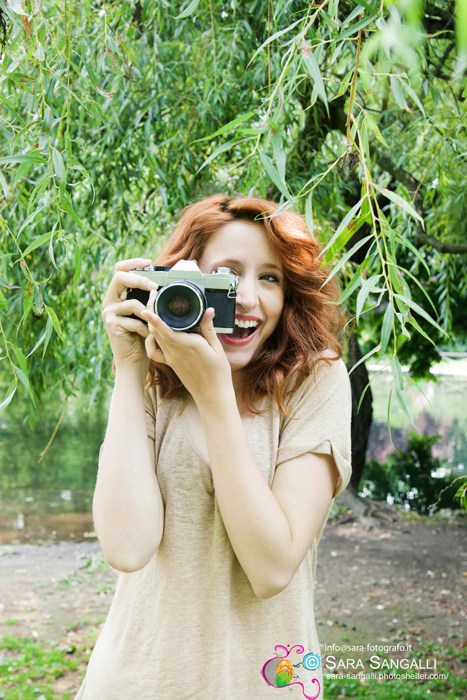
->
xmin=213 ymin=259 xmax=283 ymax=272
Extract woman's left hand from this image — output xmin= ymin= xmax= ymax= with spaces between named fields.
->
xmin=141 ymin=297 xmax=233 ymax=405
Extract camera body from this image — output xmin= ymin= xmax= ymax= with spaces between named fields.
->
xmin=127 ymin=260 xmax=238 ymax=333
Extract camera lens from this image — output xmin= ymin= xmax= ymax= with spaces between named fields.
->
xmin=166 ymin=294 xmax=192 ymax=318
xmin=154 ymin=282 xmax=205 ymax=331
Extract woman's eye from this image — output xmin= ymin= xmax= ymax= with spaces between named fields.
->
xmin=260 ymin=273 xmax=280 ymax=284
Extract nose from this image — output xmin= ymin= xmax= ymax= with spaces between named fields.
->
xmin=236 ymin=275 xmax=258 ymax=312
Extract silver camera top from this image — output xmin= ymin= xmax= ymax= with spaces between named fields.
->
xmin=135 ymin=260 xmax=237 ymax=295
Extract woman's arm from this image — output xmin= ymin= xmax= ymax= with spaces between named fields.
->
xmin=143 ymin=307 xmax=344 ymax=598
xmin=93 ymin=367 xmax=164 ymax=572
xmin=198 ymin=389 xmax=338 ymax=599
xmin=94 ymin=259 xmax=164 ymax=572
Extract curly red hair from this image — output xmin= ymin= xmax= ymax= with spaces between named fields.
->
xmin=150 ymin=194 xmax=343 ymax=414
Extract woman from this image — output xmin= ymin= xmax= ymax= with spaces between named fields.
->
xmin=75 ymin=195 xmax=351 ymax=699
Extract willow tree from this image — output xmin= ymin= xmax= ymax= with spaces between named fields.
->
xmin=1 ymin=1 xmax=466 ymax=494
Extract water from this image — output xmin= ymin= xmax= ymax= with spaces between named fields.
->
xmin=367 ymin=366 xmax=467 ymax=472
xmin=0 ymin=365 xmax=465 ymax=544
xmin=0 ymin=395 xmax=107 ymax=544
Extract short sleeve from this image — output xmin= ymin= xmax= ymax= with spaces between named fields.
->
xmin=144 ymin=384 xmax=157 ymax=442
xmin=276 ymin=357 xmax=352 ymax=498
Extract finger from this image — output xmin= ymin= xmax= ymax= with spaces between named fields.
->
xmin=106 ymin=315 xmax=150 ymax=339
xmin=103 ymin=299 xmax=149 ymax=320
xmin=114 ymin=258 xmax=153 ymax=273
xmin=198 ymin=308 xmax=220 ymax=347
xmin=145 ymin=333 xmax=167 ymax=364
xmin=141 ymin=307 xmax=175 ymax=342
xmin=103 ymin=271 xmax=158 ymax=307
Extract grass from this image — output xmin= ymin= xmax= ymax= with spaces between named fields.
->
xmin=0 ymin=634 xmax=464 ymax=699
xmin=323 ymin=638 xmax=466 ymax=699
xmin=0 ymin=635 xmax=89 ymax=700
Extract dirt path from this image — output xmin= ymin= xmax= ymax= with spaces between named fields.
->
xmin=315 ymin=516 xmax=465 ymax=649
xmin=0 ymin=516 xmax=465 ymax=692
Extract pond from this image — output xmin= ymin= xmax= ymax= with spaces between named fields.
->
xmin=0 ymin=360 xmax=466 ymax=544
xmin=0 ymin=396 xmax=107 ymax=545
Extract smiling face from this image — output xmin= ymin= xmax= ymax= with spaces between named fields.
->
xmin=198 ymin=219 xmax=285 ymax=375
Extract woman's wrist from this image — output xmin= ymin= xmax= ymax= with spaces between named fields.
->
xmin=113 ymin=359 xmax=149 ymax=389
xmin=194 ymin=383 xmax=238 ymax=422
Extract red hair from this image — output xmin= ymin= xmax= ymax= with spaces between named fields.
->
xmin=150 ymin=194 xmax=343 ymax=414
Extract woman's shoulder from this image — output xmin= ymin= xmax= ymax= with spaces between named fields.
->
xmin=285 ymin=350 xmax=349 ymax=407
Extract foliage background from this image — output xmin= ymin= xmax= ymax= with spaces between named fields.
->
xmin=0 ymin=0 xmax=466 ymax=420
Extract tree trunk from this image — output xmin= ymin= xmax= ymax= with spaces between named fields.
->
xmin=346 ymin=332 xmax=373 ymax=491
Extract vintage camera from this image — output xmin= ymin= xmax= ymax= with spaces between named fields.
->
xmin=127 ymin=260 xmax=238 ymax=333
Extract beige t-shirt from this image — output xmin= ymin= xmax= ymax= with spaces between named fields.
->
xmin=75 ymin=357 xmax=351 ymax=699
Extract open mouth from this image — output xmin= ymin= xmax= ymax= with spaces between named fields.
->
xmin=219 ymin=318 xmax=261 ymax=346
xmin=231 ymin=319 xmax=259 ymax=340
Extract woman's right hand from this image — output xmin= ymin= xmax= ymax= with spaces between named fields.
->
xmin=101 ymin=258 xmax=159 ymax=371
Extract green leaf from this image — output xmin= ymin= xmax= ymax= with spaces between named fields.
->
xmin=455 ymin=0 xmax=467 ymax=55
xmin=394 ymin=293 xmax=448 ymax=337
xmin=338 ymin=259 xmax=369 ymax=304
xmin=323 ymin=234 xmax=375 ymax=287
xmin=192 ymin=111 xmax=256 ymax=143
xmin=380 ymin=302 xmax=394 ymax=355
xmin=320 ymin=197 xmax=365 ymax=260
xmin=44 ymin=304 xmax=64 ymax=340
xmin=259 ymin=152 xmax=291 ymax=200
xmin=391 ymin=263 xmax=438 ymax=315
xmin=176 ymin=0 xmax=202 ymax=20
xmin=0 ymin=172 xmax=10 ymax=198
xmin=21 ymin=231 xmax=53 ymax=258
xmin=364 ymin=112 xmax=389 ymax=148
xmin=402 ymin=82 xmax=426 ymax=117
xmin=59 ymin=190 xmax=83 ymax=228
xmin=12 ymin=345 xmax=28 ymax=374
xmin=48 ymin=234 xmax=59 ymax=270
xmin=407 ymin=313 xmax=440 ymax=347
xmin=272 ymin=133 xmax=286 ymax=182
xmin=338 ymin=13 xmax=379 ymax=40
xmin=26 ymin=329 xmax=48 ymax=358
xmin=391 ymin=356 xmax=404 ymax=391
xmin=391 ymin=231 xmax=431 ymax=277
xmin=247 ymin=16 xmax=303 ymax=65
xmin=302 ymin=51 xmax=328 ymax=108
xmin=17 ymin=202 xmax=50 ymax=238
xmin=42 ymin=316 xmax=54 ymax=358
xmin=360 ymin=118 xmax=370 ymax=162
xmin=12 ymin=364 xmax=35 ymax=405
xmin=197 ymin=138 xmax=252 ymax=173
xmin=395 ymin=387 xmax=413 ymax=423
xmin=0 ymin=152 xmax=45 ymax=166
xmin=356 ymin=274 xmax=383 ymax=322
xmin=373 ymin=183 xmax=424 ymax=225
xmin=348 ymin=343 xmax=381 ymax=375
xmin=305 ymin=192 xmax=314 ymax=238
xmin=28 ymin=173 xmax=52 ymax=212
xmin=34 ymin=42 xmax=45 ymax=61
xmin=355 ymin=0 xmax=378 ymax=12
xmin=51 ymin=147 xmax=66 ymax=182
xmin=73 ymin=245 xmax=82 ymax=286
xmin=0 ymin=381 xmax=17 ymax=410
xmin=390 ymin=76 xmax=409 ymax=110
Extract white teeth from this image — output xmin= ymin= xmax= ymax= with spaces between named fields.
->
xmin=235 ymin=319 xmax=259 ymax=329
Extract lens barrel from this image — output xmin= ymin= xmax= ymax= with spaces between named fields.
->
xmin=154 ymin=282 xmax=205 ymax=331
